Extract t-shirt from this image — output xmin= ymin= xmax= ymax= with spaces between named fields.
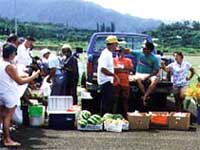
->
xmin=132 ymin=51 xmax=159 ymax=74
xmin=17 ymin=42 xmax=32 ymax=66
xmin=113 ymin=57 xmax=133 ymax=87
xmin=167 ymin=60 xmax=191 ymax=87
xmin=97 ymin=48 xmax=114 ymax=85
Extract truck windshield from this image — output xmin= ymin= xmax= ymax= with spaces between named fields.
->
xmin=94 ymin=35 xmax=147 ymax=52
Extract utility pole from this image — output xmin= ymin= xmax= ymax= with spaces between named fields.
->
xmin=14 ymin=0 xmax=18 ymax=35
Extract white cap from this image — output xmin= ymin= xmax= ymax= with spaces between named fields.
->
xmin=40 ymin=48 xmax=50 ymax=56
xmin=62 ymin=44 xmax=72 ymax=50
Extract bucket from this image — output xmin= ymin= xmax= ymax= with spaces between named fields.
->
xmin=28 ymin=105 xmax=45 ymax=126
xmin=29 ymin=116 xmax=45 ymax=126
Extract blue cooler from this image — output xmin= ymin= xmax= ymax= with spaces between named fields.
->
xmin=48 ymin=111 xmax=75 ymax=130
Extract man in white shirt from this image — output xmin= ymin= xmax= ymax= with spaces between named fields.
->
xmin=16 ymin=36 xmax=36 ymax=106
xmin=16 ymin=36 xmax=35 ymax=66
xmin=97 ymin=35 xmax=119 ymax=115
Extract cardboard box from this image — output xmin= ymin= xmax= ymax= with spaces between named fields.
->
xmin=48 ymin=111 xmax=76 ymax=130
xmin=168 ymin=112 xmax=191 ymax=130
xmin=127 ymin=112 xmax=150 ymax=130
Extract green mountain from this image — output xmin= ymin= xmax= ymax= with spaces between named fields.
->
xmin=0 ymin=0 xmax=162 ymax=32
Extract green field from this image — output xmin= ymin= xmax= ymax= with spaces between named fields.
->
xmin=185 ymin=55 xmax=200 ymax=85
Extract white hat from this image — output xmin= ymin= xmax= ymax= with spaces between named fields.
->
xmin=40 ymin=48 xmax=50 ymax=56
xmin=62 ymin=44 xmax=72 ymax=50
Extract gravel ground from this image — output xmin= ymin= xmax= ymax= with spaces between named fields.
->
xmin=1 ymin=97 xmax=199 ymax=150
xmin=0 ymin=124 xmax=199 ymax=150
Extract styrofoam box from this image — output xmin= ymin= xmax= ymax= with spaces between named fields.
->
xmin=47 ymin=96 xmax=73 ymax=111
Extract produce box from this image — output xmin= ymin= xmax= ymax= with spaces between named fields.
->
xmin=77 ymin=124 xmax=103 ymax=131
xmin=104 ymin=121 xmax=123 ymax=132
xmin=149 ymin=112 xmax=169 ymax=127
xmin=127 ymin=112 xmax=150 ymax=130
xmin=168 ymin=112 xmax=191 ymax=130
xmin=48 ymin=111 xmax=76 ymax=130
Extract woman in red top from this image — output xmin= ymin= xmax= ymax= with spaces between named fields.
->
xmin=113 ymin=46 xmax=133 ymax=118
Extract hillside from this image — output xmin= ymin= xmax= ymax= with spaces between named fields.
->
xmin=0 ymin=0 xmax=161 ymax=32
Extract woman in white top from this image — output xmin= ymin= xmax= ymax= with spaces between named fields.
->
xmin=161 ymin=51 xmax=195 ymax=111
xmin=0 ymin=44 xmax=40 ymax=147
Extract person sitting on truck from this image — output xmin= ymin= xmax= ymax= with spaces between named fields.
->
xmin=113 ymin=45 xmax=133 ymax=118
xmin=161 ymin=51 xmax=195 ymax=111
xmin=131 ymin=41 xmax=160 ymax=106
xmin=97 ymin=35 xmax=120 ymax=115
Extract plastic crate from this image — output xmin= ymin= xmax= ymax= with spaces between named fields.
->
xmin=47 ymin=96 xmax=73 ymax=111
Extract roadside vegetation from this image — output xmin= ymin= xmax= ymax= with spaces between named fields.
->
xmin=1 ymin=17 xmax=200 ymax=55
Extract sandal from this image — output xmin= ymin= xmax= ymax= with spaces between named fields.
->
xmin=4 ymin=141 xmax=21 ymax=147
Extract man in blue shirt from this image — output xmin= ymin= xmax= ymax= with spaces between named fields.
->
xmin=132 ymin=41 xmax=159 ymax=106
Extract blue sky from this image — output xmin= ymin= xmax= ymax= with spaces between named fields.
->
xmin=84 ymin=0 xmax=200 ymax=22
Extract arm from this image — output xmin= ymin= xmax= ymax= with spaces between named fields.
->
xmin=101 ymin=67 xmax=115 ymax=77
xmin=186 ymin=67 xmax=195 ymax=81
xmin=101 ymin=67 xmax=120 ymax=83
xmin=160 ymin=60 xmax=171 ymax=73
xmin=46 ymin=68 xmax=56 ymax=83
xmin=6 ymin=64 xmax=40 ymax=85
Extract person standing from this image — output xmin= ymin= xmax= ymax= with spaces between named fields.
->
xmin=0 ymin=44 xmax=40 ymax=146
xmin=47 ymin=46 xmax=65 ymax=96
xmin=161 ymin=51 xmax=195 ymax=111
xmin=113 ymin=46 xmax=133 ymax=118
xmin=97 ymin=35 xmax=119 ymax=115
xmin=62 ymin=44 xmax=79 ymax=104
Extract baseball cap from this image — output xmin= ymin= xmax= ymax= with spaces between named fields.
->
xmin=26 ymin=36 xmax=36 ymax=41
xmin=7 ymin=34 xmax=18 ymax=42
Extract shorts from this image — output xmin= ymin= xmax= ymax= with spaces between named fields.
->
xmin=135 ymin=73 xmax=158 ymax=81
xmin=0 ymin=93 xmax=20 ymax=108
xmin=114 ymin=85 xmax=130 ymax=99
xmin=173 ymin=85 xmax=187 ymax=95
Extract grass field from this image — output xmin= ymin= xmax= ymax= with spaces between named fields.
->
xmin=180 ymin=55 xmax=200 ymax=85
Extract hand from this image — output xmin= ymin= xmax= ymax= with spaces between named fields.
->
xmin=114 ymin=74 xmax=120 ymax=85
xmin=160 ymin=60 xmax=165 ymax=68
xmin=32 ymin=70 xmax=40 ymax=78
xmin=186 ymin=76 xmax=190 ymax=81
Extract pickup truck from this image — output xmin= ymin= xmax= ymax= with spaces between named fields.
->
xmin=84 ymin=32 xmax=173 ymax=112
